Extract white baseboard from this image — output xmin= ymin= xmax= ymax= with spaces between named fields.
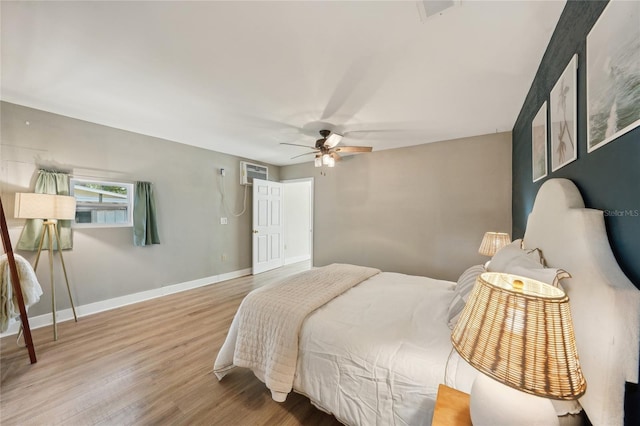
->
xmin=284 ymin=254 xmax=311 ymax=265
xmin=0 ymin=267 xmax=252 ymax=337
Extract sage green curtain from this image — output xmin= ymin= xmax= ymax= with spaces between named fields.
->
xmin=16 ymin=170 xmax=73 ymax=251
xmin=133 ymin=181 xmax=160 ymax=246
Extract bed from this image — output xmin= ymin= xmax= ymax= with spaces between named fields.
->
xmin=214 ymin=178 xmax=640 ymax=426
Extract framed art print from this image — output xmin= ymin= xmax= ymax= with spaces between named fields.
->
xmin=532 ymin=102 xmax=547 ymax=183
xmin=550 ymin=54 xmax=577 ymax=171
xmin=587 ymin=0 xmax=640 ymax=152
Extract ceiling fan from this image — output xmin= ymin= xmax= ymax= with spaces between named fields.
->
xmin=280 ymin=129 xmax=373 ymax=167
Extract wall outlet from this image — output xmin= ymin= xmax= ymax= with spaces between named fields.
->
xmin=221 ymin=253 xmax=227 ymax=262
xmin=220 ymin=217 xmax=228 ymax=225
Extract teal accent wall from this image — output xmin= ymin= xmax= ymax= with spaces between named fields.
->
xmin=511 ymin=1 xmax=639 ymax=424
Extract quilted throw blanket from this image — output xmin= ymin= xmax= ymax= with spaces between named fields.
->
xmin=214 ymin=263 xmax=380 ymax=402
xmin=1 ymin=254 xmax=43 ymax=332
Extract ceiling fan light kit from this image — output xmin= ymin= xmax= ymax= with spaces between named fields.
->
xmin=283 ymin=128 xmax=373 ymax=169
xmin=317 ymin=153 xmax=335 ymax=168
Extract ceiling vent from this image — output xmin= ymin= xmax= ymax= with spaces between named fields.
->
xmin=417 ymin=0 xmax=460 ymax=22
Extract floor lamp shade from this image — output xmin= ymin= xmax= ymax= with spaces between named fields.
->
xmin=14 ymin=193 xmax=76 ymax=220
xmin=451 ymin=272 xmax=586 ymax=400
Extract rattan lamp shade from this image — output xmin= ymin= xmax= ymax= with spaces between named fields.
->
xmin=14 ymin=193 xmax=76 ymax=220
xmin=451 ymin=272 xmax=586 ymax=400
xmin=478 ymin=232 xmax=510 ymax=256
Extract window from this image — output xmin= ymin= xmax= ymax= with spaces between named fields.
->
xmin=70 ymin=179 xmax=134 ymax=227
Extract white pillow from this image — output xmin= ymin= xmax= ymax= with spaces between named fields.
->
xmin=488 ymin=242 xmax=571 ymax=288
xmin=447 ymin=264 xmax=485 ymax=329
xmin=487 ymin=240 xmax=544 ymax=272
xmin=508 ymin=266 xmax=571 ymax=288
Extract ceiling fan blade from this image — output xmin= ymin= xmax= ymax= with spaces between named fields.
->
xmin=325 ymin=133 xmax=343 ymax=148
xmin=291 ymin=151 xmax=318 ymax=159
xmin=280 ymin=142 xmax=316 ymax=150
xmin=330 ymin=152 xmax=342 ymax=161
xmin=344 ymin=128 xmax=411 ymax=134
xmin=342 ymin=127 xmax=428 ymax=140
xmin=320 ymin=53 xmax=397 ymax=122
xmin=234 ymin=114 xmax=300 ymax=131
xmin=334 ymin=146 xmax=373 ymax=153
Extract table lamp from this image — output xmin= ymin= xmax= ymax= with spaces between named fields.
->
xmin=478 ymin=232 xmax=510 ymax=268
xmin=451 ymin=272 xmax=586 ymax=425
xmin=14 ymin=193 xmax=78 ymax=340
xmin=478 ymin=232 xmax=510 ymax=257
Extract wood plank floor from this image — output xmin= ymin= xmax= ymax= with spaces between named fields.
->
xmin=0 ymin=261 xmax=342 ymax=425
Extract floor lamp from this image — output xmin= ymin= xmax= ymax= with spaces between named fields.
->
xmin=14 ymin=193 xmax=78 ymax=340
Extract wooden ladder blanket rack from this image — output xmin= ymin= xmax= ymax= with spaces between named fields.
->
xmin=0 ymin=196 xmax=37 ymax=363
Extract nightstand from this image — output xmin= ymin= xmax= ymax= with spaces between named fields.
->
xmin=432 ymin=384 xmax=472 ymax=426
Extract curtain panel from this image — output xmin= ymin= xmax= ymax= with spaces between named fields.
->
xmin=16 ymin=170 xmax=73 ymax=250
xmin=133 ymin=181 xmax=160 ymax=246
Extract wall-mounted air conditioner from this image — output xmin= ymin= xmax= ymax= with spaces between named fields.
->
xmin=240 ymin=161 xmax=268 ymax=185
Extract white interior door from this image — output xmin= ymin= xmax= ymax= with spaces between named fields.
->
xmin=252 ymin=178 xmax=284 ymax=274
xmin=283 ymin=178 xmax=313 ymax=265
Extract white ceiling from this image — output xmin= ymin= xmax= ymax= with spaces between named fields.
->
xmin=1 ymin=1 xmax=565 ymax=166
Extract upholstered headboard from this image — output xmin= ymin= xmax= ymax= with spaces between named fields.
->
xmin=523 ymin=179 xmax=640 ymax=426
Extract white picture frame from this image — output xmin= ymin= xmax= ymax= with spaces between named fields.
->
xmin=587 ymin=0 xmax=640 ymax=153
xmin=532 ymin=102 xmax=548 ymax=183
xmin=550 ymin=54 xmax=578 ymax=172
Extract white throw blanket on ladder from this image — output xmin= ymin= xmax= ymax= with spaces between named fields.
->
xmin=1 ymin=254 xmax=43 ymax=333
xmin=214 ymin=263 xmax=380 ymax=401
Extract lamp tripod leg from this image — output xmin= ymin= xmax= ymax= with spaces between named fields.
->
xmin=46 ymin=224 xmax=58 ymax=341
xmin=53 ymin=224 xmax=77 ymax=322
xmin=33 ymin=224 xmax=47 ymax=271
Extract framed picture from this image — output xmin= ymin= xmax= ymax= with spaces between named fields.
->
xmin=550 ymin=54 xmax=578 ymax=172
xmin=587 ymin=0 xmax=640 ymax=152
xmin=532 ymin=102 xmax=547 ymax=183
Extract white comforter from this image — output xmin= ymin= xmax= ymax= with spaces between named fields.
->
xmin=214 ymin=264 xmax=380 ymax=401
xmin=293 ymin=272 xmax=455 ymax=426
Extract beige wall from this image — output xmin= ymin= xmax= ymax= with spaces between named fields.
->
xmin=0 ymin=100 xmax=511 ymax=318
xmin=281 ymin=132 xmax=512 ymax=281
xmin=0 ymin=102 xmax=279 ymax=316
